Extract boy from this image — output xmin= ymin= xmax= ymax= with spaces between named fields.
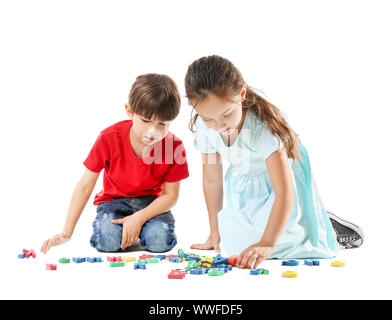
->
xmin=41 ymin=73 xmax=189 ymax=253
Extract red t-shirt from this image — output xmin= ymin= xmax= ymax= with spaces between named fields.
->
xmin=83 ymin=120 xmax=189 ymax=205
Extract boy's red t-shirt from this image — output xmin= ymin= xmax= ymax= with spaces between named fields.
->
xmin=83 ymin=120 xmax=189 ymax=205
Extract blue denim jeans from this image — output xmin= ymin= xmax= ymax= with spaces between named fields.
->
xmin=90 ymin=196 xmax=177 ymax=253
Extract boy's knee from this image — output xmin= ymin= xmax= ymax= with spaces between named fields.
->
xmin=90 ymin=213 xmax=122 ymax=252
xmin=91 ymin=238 xmax=122 ymax=253
xmin=143 ymin=234 xmax=177 ymax=253
xmin=140 ymin=221 xmax=177 ymax=253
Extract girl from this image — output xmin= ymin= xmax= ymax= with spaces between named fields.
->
xmin=185 ymin=55 xmax=364 ymax=269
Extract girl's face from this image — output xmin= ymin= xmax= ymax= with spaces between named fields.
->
xmin=125 ymin=104 xmax=171 ymax=146
xmin=192 ymin=88 xmax=246 ymax=135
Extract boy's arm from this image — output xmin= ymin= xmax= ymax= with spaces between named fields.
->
xmin=62 ymin=168 xmax=100 ymax=236
xmin=41 ymin=168 xmax=99 ymax=253
xmin=132 ymin=181 xmax=180 ymax=224
xmin=112 ymin=181 xmax=181 ymax=250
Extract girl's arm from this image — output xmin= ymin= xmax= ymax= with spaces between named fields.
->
xmin=237 ymin=148 xmax=295 ymax=268
xmin=112 ymin=180 xmax=180 ymax=250
xmin=260 ymin=148 xmax=295 ymax=246
xmin=190 ymin=152 xmax=223 ymax=251
xmin=41 ymin=168 xmax=100 ymax=253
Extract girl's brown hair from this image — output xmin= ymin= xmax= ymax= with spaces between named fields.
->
xmin=128 ymin=73 xmax=181 ymax=121
xmin=185 ymin=55 xmax=300 ymax=161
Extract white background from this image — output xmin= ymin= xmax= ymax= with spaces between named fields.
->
xmin=1 ymin=0 xmax=391 ymax=300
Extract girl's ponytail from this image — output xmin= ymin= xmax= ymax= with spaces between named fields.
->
xmin=243 ymin=87 xmax=300 ymax=161
xmin=185 ymin=55 xmax=300 ymax=161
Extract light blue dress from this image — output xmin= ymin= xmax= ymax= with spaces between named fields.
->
xmin=194 ymin=108 xmax=339 ymax=259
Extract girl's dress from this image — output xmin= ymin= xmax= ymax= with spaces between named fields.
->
xmin=194 ymin=108 xmax=339 ymax=258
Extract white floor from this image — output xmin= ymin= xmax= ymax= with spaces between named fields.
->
xmin=2 ymin=240 xmax=388 ymax=300
xmin=1 ymin=0 xmax=391 ymax=301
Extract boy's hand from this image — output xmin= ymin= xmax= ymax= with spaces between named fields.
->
xmin=41 ymin=233 xmax=71 ymax=254
xmin=190 ymin=231 xmax=221 ymax=252
xmin=112 ymin=215 xmax=143 ymax=250
xmin=236 ymin=242 xmax=274 ymax=269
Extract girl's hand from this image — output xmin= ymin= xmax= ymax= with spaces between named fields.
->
xmin=190 ymin=232 xmax=221 ymax=252
xmin=112 ymin=215 xmax=143 ymax=250
xmin=236 ymin=243 xmax=274 ymax=269
xmin=41 ymin=232 xmax=71 ymax=254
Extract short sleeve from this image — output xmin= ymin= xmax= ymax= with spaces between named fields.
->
xmin=164 ymin=141 xmax=190 ymax=183
xmin=193 ymin=117 xmax=218 ymax=154
xmin=256 ymin=122 xmax=284 ymax=160
xmin=83 ymin=132 xmax=110 ymax=173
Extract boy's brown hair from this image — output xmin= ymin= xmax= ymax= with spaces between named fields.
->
xmin=128 ymin=73 xmax=181 ymax=121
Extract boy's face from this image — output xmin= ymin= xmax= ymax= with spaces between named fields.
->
xmin=125 ymin=104 xmax=171 ymax=146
